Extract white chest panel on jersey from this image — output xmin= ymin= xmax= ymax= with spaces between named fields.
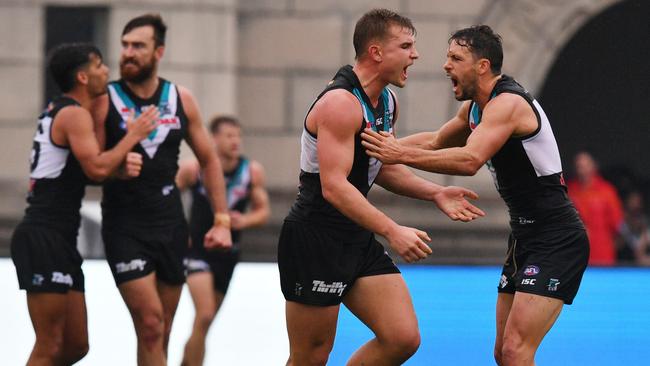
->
xmin=30 ymin=115 xmax=70 ymax=179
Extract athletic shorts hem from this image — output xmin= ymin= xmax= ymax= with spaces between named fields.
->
xmin=357 ymin=266 xmax=401 ymax=278
xmin=22 ymin=286 xmax=84 ymax=294
xmin=113 ymin=267 xmax=157 ymax=287
xmin=186 ymin=267 xmax=210 ymax=276
xmin=282 ymin=295 xmax=343 ymax=307
xmin=499 ymin=287 xmax=574 ymax=305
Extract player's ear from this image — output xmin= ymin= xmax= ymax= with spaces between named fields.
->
xmin=477 ymin=58 xmax=491 ymax=75
xmin=76 ymin=69 xmax=89 ymax=86
xmin=155 ymin=44 xmax=165 ymax=60
xmin=368 ymin=43 xmax=382 ymax=62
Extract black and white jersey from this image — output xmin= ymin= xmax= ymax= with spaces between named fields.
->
xmin=469 ymin=75 xmax=582 ymax=235
xmin=190 ymin=157 xmax=252 ymax=246
xmin=287 ymin=65 xmax=396 ymax=231
xmin=102 ymin=78 xmax=188 ymax=228
xmin=22 ymin=96 xmax=87 ymax=236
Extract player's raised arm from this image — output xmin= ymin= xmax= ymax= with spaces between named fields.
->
xmin=61 ymin=102 xmax=158 ymax=182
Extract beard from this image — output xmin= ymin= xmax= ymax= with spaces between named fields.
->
xmin=455 ymin=74 xmax=479 ymax=101
xmin=120 ymin=56 xmax=156 ymax=83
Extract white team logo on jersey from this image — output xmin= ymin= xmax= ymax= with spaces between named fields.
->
xmin=108 ymin=83 xmax=181 ymax=159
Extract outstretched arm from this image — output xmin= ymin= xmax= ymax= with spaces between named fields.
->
xmin=362 ymin=94 xmax=522 ymax=175
xmin=391 ymin=101 xmax=472 ymax=150
xmin=375 ymin=164 xmax=484 ymax=222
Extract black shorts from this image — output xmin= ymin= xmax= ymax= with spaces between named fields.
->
xmin=498 ymin=227 xmax=589 ymax=304
xmin=185 ymin=246 xmax=241 ymax=294
xmin=103 ymin=221 xmax=189 ymax=286
xmin=278 ymin=220 xmax=400 ymax=306
xmin=11 ymin=224 xmax=85 ymax=293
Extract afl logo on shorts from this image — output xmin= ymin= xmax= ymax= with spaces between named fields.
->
xmin=524 ymin=265 xmax=540 ymax=276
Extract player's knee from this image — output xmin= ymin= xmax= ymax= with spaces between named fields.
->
xmin=137 ymin=310 xmax=165 ymax=348
xmin=500 ymin=335 xmax=527 ymax=365
xmin=308 ymin=349 xmax=330 ymax=366
xmin=494 ymin=347 xmax=504 ymax=365
xmin=195 ymin=310 xmax=216 ymax=332
xmin=290 ymin=339 xmax=334 ymax=366
xmin=35 ymin=334 xmax=65 ymax=360
xmin=63 ymin=341 xmax=89 ymax=364
xmin=381 ymin=327 xmax=421 ymax=360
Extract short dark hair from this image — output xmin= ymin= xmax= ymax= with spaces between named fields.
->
xmin=122 ymin=13 xmax=167 ymax=47
xmin=209 ymin=115 xmax=240 ymax=134
xmin=353 ymin=9 xmax=416 ymax=59
xmin=47 ymin=43 xmax=102 ymax=93
xmin=449 ymin=25 xmax=503 ymax=75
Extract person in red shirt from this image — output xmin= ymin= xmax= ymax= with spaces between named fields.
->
xmin=568 ymin=151 xmax=623 ymax=265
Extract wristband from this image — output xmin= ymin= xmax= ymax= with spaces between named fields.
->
xmin=214 ymin=213 xmax=231 ymax=228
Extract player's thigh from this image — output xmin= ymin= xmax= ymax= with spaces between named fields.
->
xmin=343 ymin=273 xmax=418 ymax=340
xmin=156 ymin=279 xmax=183 ymax=321
xmin=63 ymin=290 xmax=88 ymax=346
xmin=118 ymin=272 xmax=163 ymax=317
xmin=186 ymin=272 xmax=219 ymax=315
xmin=495 ymin=293 xmax=514 ymax=349
xmin=27 ymin=292 xmax=68 ymax=339
xmin=505 ymin=292 xmax=563 ymax=345
xmin=285 ymin=301 xmax=339 ymax=350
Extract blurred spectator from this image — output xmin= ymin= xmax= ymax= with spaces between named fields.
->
xmin=567 ymin=151 xmax=623 ymax=266
xmin=617 ymin=191 xmax=650 ymax=266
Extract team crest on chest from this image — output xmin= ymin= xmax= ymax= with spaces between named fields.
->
xmin=109 ymin=81 xmax=180 ymax=159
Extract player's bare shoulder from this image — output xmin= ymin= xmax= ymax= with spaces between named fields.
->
xmin=489 ymin=93 xmax=537 ymax=136
xmin=249 ymin=160 xmax=266 ymax=185
xmin=55 ymin=104 xmax=92 ymax=129
xmin=307 ymin=89 xmax=362 ymax=134
xmin=176 ymin=85 xmax=200 ymax=119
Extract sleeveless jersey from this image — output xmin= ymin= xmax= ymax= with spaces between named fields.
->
xmin=286 ymin=65 xmax=396 ymax=231
xmin=102 ymin=78 xmax=188 ymax=227
xmin=22 ymin=96 xmax=87 ymax=237
xmin=190 ymin=157 xmax=252 ymax=247
xmin=468 ymin=75 xmax=582 ymax=235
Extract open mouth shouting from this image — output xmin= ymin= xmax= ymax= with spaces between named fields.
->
xmin=402 ymin=65 xmax=410 ymax=80
xmin=447 ymin=73 xmax=460 ymax=94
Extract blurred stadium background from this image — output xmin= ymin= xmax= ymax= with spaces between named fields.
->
xmin=0 ymin=0 xmax=648 ymax=364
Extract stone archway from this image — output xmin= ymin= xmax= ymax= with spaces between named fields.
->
xmin=479 ymin=0 xmax=622 ymax=93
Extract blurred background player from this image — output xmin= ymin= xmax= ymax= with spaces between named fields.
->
xmin=177 ymin=115 xmax=270 ymax=366
xmin=11 ymin=43 xmax=157 ymax=365
xmin=617 ymin=190 xmax=650 ymax=265
xmin=91 ymin=14 xmax=232 ymax=365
